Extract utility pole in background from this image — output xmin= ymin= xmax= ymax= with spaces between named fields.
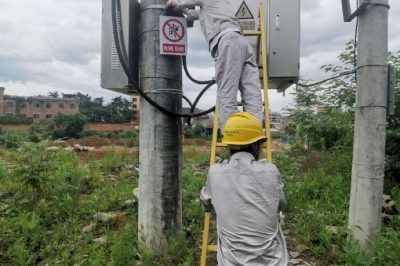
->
xmin=138 ymin=0 xmax=183 ymax=250
xmin=348 ymin=0 xmax=389 ymax=249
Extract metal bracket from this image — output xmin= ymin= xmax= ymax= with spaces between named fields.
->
xmin=341 ymin=0 xmax=390 ymax=22
xmin=387 ymin=63 xmax=397 ymax=116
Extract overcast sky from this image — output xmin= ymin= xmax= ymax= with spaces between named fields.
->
xmin=0 ymin=0 xmax=399 ymax=112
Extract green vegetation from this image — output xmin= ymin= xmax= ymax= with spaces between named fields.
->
xmin=184 ymin=124 xmax=208 ymax=139
xmin=274 ymin=147 xmax=400 ymax=265
xmin=0 ymin=142 xmax=208 ymax=265
xmin=280 ymin=41 xmax=400 ymax=264
xmin=71 ymin=93 xmax=134 ymax=124
xmin=51 ymin=113 xmax=88 ymax=139
xmin=0 ymin=41 xmax=399 ymax=265
xmin=0 ymin=116 xmax=33 ymax=125
xmin=1 ymin=138 xmax=399 ymax=265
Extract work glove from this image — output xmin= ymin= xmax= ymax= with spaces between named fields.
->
xmin=165 ymin=0 xmax=178 ymax=8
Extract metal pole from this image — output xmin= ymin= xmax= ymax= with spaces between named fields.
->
xmin=348 ymin=0 xmax=389 ymax=250
xmin=138 ymin=0 xmax=183 ymax=250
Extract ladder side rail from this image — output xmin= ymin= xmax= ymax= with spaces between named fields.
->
xmin=200 ymin=106 xmax=219 ymax=266
xmin=259 ymin=5 xmax=273 ymax=162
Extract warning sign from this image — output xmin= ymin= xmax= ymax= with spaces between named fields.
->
xmin=235 ymin=1 xmax=254 ymax=19
xmin=235 ymin=1 xmax=255 ymax=30
xmin=160 ymin=16 xmax=187 ymax=56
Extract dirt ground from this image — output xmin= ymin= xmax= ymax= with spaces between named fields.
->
xmin=51 ymin=138 xmax=287 ymax=163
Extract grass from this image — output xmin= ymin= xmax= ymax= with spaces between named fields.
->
xmin=0 ymin=138 xmax=399 ymax=265
xmin=274 ymin=146 xmax=400 ymax=265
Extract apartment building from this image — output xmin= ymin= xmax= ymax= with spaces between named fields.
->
xmin=0 ymin=87 xmax=79 ymax=122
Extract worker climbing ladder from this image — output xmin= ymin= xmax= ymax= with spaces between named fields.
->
xmin=200 ymin=5 xmax=272 ymax=265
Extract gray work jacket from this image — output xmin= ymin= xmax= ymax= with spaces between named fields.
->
xmin=175 ymin=0 xmax=242 ymax=50
xmin=200 ymin=152 xmax=289 ymax=266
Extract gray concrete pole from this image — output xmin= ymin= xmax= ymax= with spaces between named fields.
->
xmin=348 ymin=0 xmax=389 ymax=249
xmin=138 ymin=0 xmax=183 ymax=250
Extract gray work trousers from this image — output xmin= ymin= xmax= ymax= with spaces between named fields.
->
xmin=214 ymin=31 xmax=264 ymax=131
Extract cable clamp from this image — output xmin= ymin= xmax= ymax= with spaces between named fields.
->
xmin=146 ymin=89 xmax=183 ymax=95
xmin=357 ymin=64 xmax=387 ymax=70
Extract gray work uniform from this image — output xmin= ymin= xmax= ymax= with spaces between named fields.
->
xmin=200 ymin=152 xmax=289 ymax=266
xmin=175 ymin=0 xmax=264 ymax=130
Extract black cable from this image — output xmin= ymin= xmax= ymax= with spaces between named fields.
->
xmin=182 ymin=95 xmax=193 ymax=108
xmin=182 ymin=56 xmax=214 ymax=84
xmin=186 ymin=80 xmax=216 ymax=125
xmin=115 ymin=0 xmax=129 ymax=67
xmin=111 ymin=0 xmax=214 ymax=118
xmin=354 ymin=0 xmax=359 ymax=83
xmin=296 ymin=70 xmax=356 ymax=88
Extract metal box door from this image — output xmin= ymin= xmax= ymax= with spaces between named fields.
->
xmin=101 ymin=0 xmax=139 ymax=95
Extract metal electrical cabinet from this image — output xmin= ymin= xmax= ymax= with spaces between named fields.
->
xmin=267 ymin=0 xmax=300 ymax=90
xmin=232 ymin=0 xmax=300 ymax=91
xmin=101 ymin=0 xmax=139 ymax=95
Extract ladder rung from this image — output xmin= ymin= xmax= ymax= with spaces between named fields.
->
xmin=243 ymin=31 xmax=262 ymax=36
xmin=216 ymin=142 xmax=228 ymax=147
xmin=207 ymin=245 xmax=218 ymax=252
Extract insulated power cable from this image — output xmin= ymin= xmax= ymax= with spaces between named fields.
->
xmin=298 ymin=1 xmax=360 ymax=89
xmin=111 ymin=0 xmax=215 ymax=118
xmin=186 ymin=79 xmax=216 ymax=125
xmin=354 ymin=0 xmax=359 ymax=83
xmin=296 ymin=70 xmax=356 ymax=88
xmin=182 ymin=56 xmax=214 ymax=85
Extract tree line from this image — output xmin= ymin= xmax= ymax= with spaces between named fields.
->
xmin=49 ymin=92 xmax=134 ymax=124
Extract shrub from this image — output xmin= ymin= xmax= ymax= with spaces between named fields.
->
xmin=386 ymin=129 xmax=400 ymax=183
xmin=185 ymin=124 xmax=206 ymax=139
xmin=28 ymin=126 xmax=50 ymax=143
xmin=111 ymin=129 xmax=137 ymax=139
xmin=0 ymin=116 xmax=33 ymax=125
xmin=184 ymin=125 xmax=194 ymax=139
xmin=52 ymin=113 xmax=87 ymax=139
xmin=192 ymin=124 xmax=206 ymax=138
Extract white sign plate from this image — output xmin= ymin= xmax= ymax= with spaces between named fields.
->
xmin=160 ymin=16 xmax=187 ymax=56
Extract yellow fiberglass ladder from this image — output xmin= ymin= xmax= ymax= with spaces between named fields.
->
xmin=200 ymin=4 xmax=272 ymax=266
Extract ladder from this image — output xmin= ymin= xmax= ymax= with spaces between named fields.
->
xmin=200 ymin=5 xmax=272 ymax=266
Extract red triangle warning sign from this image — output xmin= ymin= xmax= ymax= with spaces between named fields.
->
xmin=235 ymin=1 xmax=254 ymax=19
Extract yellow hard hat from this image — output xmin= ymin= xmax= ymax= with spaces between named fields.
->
xmin=222 ymin=112 xmax=266 ymax=145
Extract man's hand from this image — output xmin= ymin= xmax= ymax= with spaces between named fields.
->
xmin=165 ymin=0 xmax=178 ymax=8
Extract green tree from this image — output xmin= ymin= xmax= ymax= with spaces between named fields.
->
xmin=52 ymin=113 xmax=87 ymax=139
xmin=291 ymin=41 xmax=400 ymax=181
xmin=48 ymin=91 xmax=59 ymax=98
xmin=193 ymin=124 xmax=206 ymax=139
xmin=107 ymin=97 xmax=133 ymax=123
xmin=184 ymin=125 xmax=194 ymax=139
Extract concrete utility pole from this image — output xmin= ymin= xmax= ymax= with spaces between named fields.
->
xmin=348 ymin=0 xmax=389 ymax=249
xmin=138 ymin=0 xmax=183 ymax=250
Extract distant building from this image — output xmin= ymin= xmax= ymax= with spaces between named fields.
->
xmin=182 ymin=107 xmax=213 ymax=128
xmin=0 ymin=87 xmax=80 ymax=122
xmin=270 ymin=111 xmax=286 ymax=132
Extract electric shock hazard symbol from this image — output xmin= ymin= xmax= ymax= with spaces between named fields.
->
xmin=160 ymin=16 xmax=187 ymax=56
xmin=235 ymin=1 xmax=254 ymax=19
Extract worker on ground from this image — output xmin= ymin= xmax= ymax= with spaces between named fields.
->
xmin=200 ymin=112 xmax=289 ymax=265
xmin=166 ymin=0 xmax=264 ymax=131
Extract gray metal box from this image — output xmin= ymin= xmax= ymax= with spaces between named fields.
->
xmin=101 ymin=0 xmax=139 ymax=95
xmin=231 ymin=0 xmax=300 ymax=91
xmin=267 ymin=0 xmax=300 ymax=81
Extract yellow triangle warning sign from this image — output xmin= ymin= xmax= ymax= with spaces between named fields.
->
xmin=235 ymin=1 xmax=254 ymax=19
